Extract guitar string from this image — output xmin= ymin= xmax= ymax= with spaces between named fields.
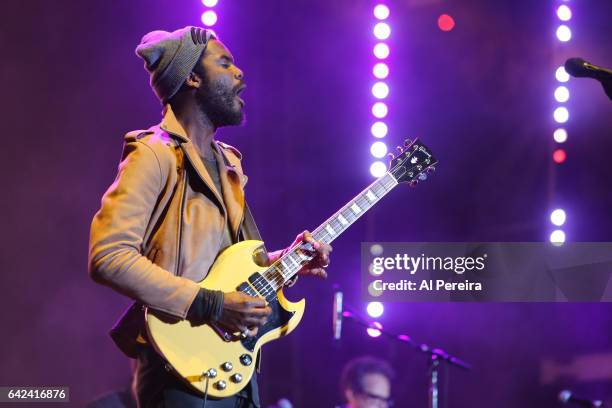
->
xmin=252 ymin=174 xmax=398 ymax=299
xmin=248 ymin=174 xmax=397 ymax=297
xmin=246 ymin=172 xmax=399 ymax=299
xmin=248 ymin=173 xmax=399 ymax=298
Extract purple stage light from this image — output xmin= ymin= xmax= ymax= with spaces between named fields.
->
xmin=556 ymin=25 xmax=571 ymax=42
xmin=371 ymin=102 xmax=388 ymax=118
xmin=553 ymin=128 xmax=567 ymax=143
xmin=371 ymin=121 xmax=388 ymax=138
xmin=372 ymin=82 xmax=389 ymax=99
xmin=555 ymin=66 xmax=570 ymax=82
xmin=373 ymin=62 xmax=389 ymax=79
xmin=370 ymin=162 xmax=387 ymax=178
xmin=550 ymin=229 xmax=566 ymax=244
xmin=557 ymin=5 xmax=572 ymax=21
xmin=202 ymin=0 xmax=218 ymax=6
xmin=550 ymin=209 xmax=566 ymax=226
xmin=554 ymin=107 xmax=569 ymax=123
xmin=373 ymin=22 xmax=391 ymax=40
xmin=554 ymin=86 xmax=570 ymax=103
xmin=367 ymin=302 xmax=384 ymax=318
xmin=373 ymin=4 xmax=390 ymax=20
xmin=373 ymin=43 xmax=390 ymax=59
xmin=201 ymin=10 xmax=218 ymax=26
xmin=367 ymin=321 xmax=383 ymax=338
xmin=370 ymin=141 xmax=388 ymax=158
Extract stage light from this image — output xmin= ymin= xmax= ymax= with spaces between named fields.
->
xmin=370 ymin=141 xmax=388 ymax=158
xmin=367 ymin=302 xmax=384 ymax=318
xmin=557 ymin=5 xmax=572 ymax=21
xmin=371 ymin=121 xmax=388 ymax=138
xmin=370 ymin=161 xmax=387 ymax=178
xmin=367 ymin=321 xmax=383 ymax=338
xmin=372 ymin=102 xmax=388 ymax=118
xmin=549 ymin=229 xmax=566 ymax=244
xmin=555 ymin=66 xmax=570 ymax=82
xmin=201 ymin=10 xmax=218 ymax=26
xmin=202 ymin=0 xmax=219 ymax=6
xmin=550 ymin=209 xmax=566 ymax=226
xmin=374 ymin=22 xmax=391 ymax=40
xmin=554 ymin=86 xmax=570 ymax=102
xmin=553 ymin=128 xmax=568 ymax=143
xmin=437 ymin=14 xmax=455 ymax=32
xmin=553 ymin=148 xmax=567 ymax=164
xmin=373 ymin=4 xmax=390 ymax=20
xmin=372 ymin=82 xmax=389 ymax=99
xmin=553 ymin=107 xmax=569 ymax=123
xmin=373 ymin=63 xmax=389 ymax=79
xmin=373 ymin=43 xmax=390 ymax=59
xmin=556 ymin=25 xmax=572 ymax=42
xmin=369 ymin=244 xmax=384 ymax=256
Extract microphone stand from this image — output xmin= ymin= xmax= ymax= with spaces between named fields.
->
xmin=340 ymin=307 xmax=471 ymax=408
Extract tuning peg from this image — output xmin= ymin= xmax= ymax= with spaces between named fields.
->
xmin=408 ymin=180 xmax=419 ymax=187
xmin=404 ymin=138 xmax=412 ymax=146
xmin=418 ymin=173 xmax=428 ymax=181
xmin=396 ymin=146 xmax=404 ymax=154
xmin=387 ymin=153 xmax=395 ymax=160
xmin=426 ymin=166 xmax=436 ymax=174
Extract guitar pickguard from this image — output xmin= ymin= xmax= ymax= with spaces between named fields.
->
xmin=240 ymin=298 xmax=294 ymax=352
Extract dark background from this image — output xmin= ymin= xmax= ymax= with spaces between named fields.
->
xmin=1 ymin=0 xmax=611 ymax=406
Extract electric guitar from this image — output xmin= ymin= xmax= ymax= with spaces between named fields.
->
xmin=145 ymin=138 xmax=438 ymax=398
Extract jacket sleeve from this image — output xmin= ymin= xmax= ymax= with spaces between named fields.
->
xmin=88 ymin=137 xmax=200 ymax=319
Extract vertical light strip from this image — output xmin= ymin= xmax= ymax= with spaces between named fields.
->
xmin=549 ymin=1 xmax=572 ymax=244
xmin=367 ymin=3 xmax=391 ymax=332
xmin=369 ymin=3 xmax=391 ymax=178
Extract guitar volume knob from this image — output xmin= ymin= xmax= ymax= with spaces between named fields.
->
xmin=215 ymin=380 xmax=227 ymax=390
xmin=231 ymin=373 xmax=243 ymax=383
xmin=240 ymin=354 xmax=252 ymax=366
xmin=221 ymin=362 xmax=233 ymax=372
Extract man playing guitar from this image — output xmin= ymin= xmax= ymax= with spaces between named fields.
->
xmin=88 ymin=26 xmax=331 ymax=408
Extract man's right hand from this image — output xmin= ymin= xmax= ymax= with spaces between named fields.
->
xmin=218 ymin=291 xmax=272 ymax=338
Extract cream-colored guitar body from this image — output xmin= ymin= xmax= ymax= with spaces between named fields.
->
xmin=145 ymin=240 xmax=305 ymax=399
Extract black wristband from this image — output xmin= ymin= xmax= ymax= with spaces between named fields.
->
xmin=187 ymin=288 xmax=224 ymax=323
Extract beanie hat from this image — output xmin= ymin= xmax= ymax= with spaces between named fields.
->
xmin=135 ymin=26 xmax=215 ymax=103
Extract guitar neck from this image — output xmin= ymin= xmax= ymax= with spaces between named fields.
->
xmin=261 ymin=172 xmax=399 ymax=292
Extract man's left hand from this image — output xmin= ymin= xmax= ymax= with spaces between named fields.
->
xmin=273 ymin=230 xmax=333 ymax=280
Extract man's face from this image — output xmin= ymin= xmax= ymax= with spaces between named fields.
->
xmin=346 ymin=373 xmax=392 ymax=408
xmin=194 ymin=39 xmax=246 ymax=128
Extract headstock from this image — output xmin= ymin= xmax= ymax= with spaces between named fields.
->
xmin=388 ymin=139 xmax=438 ymax=185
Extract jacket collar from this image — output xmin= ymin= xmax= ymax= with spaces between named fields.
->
xmin=159 ymin=104 xmax=190 ymax=143
xmin=159 ymin=104 xmax=245 ymax=241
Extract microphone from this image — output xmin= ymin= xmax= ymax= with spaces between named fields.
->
xmin=332 ymin=291 xmax=343 ymax=340
xmin=564 ymin=57 xmax=612 ymax=100
xmin=559 ymin=390 xmax=604 ymax=408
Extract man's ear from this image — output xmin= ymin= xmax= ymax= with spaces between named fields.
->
xmin=184 ymin=71 xmax=202 ymax=89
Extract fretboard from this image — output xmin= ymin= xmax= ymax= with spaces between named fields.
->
xmin=242 ymin=172 xmax=399 ymax=300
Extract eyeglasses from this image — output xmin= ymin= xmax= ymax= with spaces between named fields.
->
xmin=358 ymin=390 xmax=395 ymax=407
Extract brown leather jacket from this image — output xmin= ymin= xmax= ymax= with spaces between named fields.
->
xmin=89 ymin=105 xmax=254 ymax=357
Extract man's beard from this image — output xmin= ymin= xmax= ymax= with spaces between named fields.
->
xmin=195 ymin=75 xmax=244 ymax=128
